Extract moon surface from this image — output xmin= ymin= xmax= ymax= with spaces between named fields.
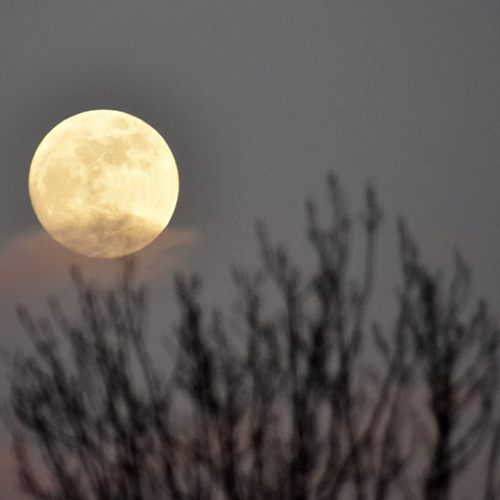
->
xmin=29 ymin=110 xmax=179 ymax=258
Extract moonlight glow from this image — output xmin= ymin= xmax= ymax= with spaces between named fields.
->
xmin=29 ymin=110 xmax=179 ymax=258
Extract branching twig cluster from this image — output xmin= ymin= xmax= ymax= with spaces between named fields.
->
xmin=6 ymin=174 xmax=500 ymax=499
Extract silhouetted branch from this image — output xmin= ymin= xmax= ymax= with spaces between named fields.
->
xmin=6 ymin=174 xmax=500 ymax=500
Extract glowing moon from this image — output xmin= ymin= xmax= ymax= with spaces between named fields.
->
xmin=29 ymin=110 xmax=179 ymax=258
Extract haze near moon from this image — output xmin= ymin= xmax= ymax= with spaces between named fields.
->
xmin=29 ymin=110 xmax=179 ymax=258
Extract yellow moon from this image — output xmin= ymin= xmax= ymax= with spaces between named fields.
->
xmin=29 ymin=110 xmax=179 ymax=258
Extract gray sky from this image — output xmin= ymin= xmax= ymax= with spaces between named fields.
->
xmin=0 ymin=2 xmax=499 ymax=497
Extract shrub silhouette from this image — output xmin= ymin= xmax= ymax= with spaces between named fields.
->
xmin=7 ymin=174 xmax=500 ymax=499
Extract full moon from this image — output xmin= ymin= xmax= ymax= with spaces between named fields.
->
xmin=29 ymin=110 xmax=179 ymax=258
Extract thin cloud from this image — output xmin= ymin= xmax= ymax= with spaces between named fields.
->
xmin=411 ymin=224 xmax=476 ymax=263
xmin=0 ymin=226 xmax=198 ymax=299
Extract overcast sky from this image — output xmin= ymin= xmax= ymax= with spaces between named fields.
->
xmin=0 ymin=2 xmax=499 ymax=497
